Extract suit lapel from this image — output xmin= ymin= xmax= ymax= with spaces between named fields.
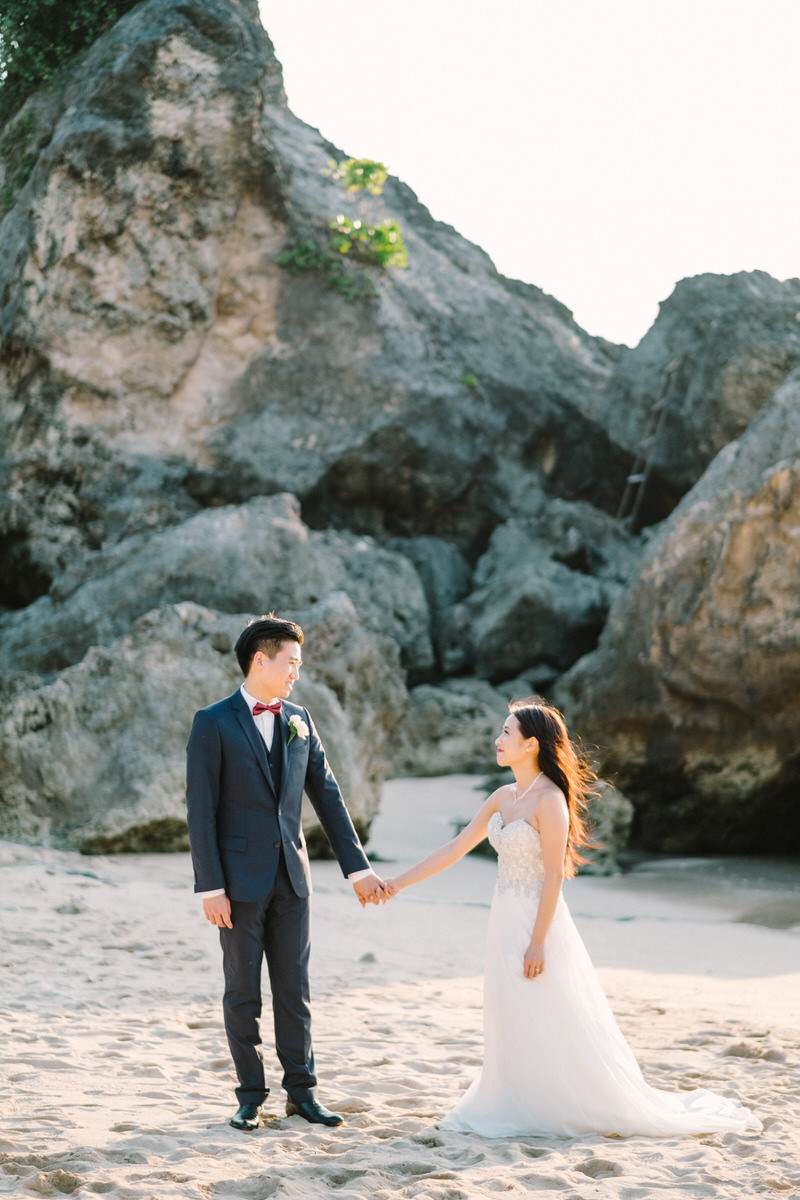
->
xmin=274 ymin=705 xmax=290 ymax=803
xmin=230 ymin=691 xmax=277 ymax=797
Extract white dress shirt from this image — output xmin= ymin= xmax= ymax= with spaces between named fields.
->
xmin=199 ymin=685 xmax=373 ymax=898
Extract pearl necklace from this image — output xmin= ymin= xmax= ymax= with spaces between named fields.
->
xmin=514 ymin=770 xmax=542 ymax=806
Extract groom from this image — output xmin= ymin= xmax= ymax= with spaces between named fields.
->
xmin=186 ymin=614 xmax=388 ymax=1131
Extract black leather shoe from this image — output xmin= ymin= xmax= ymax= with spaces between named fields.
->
xmin=285 ymin=1096 xmax=343 ymax=1126
xmin=230 ymin=1103 xmax=262 ymax=1131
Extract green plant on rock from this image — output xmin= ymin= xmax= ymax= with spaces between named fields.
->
xmin=277 ymin=156 xmax=408 ymax=300
xmin=276 ymin=239 xmax=375 ymax=302
xmin=325 ymin=156 xmax=388 ymax=195
xmin=0 ymin=0 xmax=139 ymax=125
xmin=276 ymin=241 xmax=336 ymax=277
xmin=329 ymin=214 xmax=408 ymax=269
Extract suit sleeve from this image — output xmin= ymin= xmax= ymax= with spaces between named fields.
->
xmin=186 ymin=709 xmax=226 ymax=894
xmin=301 ymin=709 xmax=371 ymax=878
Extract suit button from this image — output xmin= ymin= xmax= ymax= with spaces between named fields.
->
xmin=273 ymin=842 xmax=281 ymax=849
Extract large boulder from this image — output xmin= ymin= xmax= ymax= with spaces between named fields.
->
xmin=387 ymin=535 xmax=472 ymax=670
xmin=0 ymin=0 xmax=631 ymax=611
xmin=557 ymin=372 xmax=800 ymax=854
xmin=587 ymin=272 xmax=800 ymax=525
xmin=582 ymin=781 xmax=635 ymax=876
xmin=441 ymin=501 xmax=640 ymax=682
xmin=0 ymin=594 xmax=406 ymax=851
xmin=0 ymin=492 xmax=433 ymax=689
xmin=387 ymin=677 xmax=512 ymax=778
xmin=0 ymin=0 xmax=289 ymax=589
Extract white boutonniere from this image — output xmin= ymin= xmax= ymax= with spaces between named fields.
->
xmin=287 ymin=714 xmax=309 ymax=745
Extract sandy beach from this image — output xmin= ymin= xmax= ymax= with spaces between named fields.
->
xmin=2 ymin=774 xmax=798 ymax=1199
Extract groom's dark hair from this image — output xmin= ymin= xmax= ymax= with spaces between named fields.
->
xmin=234 ymin=613 xmax=304 ymax=675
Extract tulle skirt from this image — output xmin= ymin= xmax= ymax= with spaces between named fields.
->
xmin=439 ymin=888 xmax=762 ymax=1139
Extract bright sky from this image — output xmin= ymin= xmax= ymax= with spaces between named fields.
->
xmin=258 ymin=1 xmax=800 ymax=347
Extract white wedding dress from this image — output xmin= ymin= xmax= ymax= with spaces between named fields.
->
xmin=438 ymin=812 xmax=762 ymax=1139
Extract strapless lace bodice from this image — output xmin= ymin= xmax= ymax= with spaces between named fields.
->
xmin=487 ymin=811 xmax=546 ymax=897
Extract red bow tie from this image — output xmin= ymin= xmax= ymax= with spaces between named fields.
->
xmin=252 ymin=701 xmax=281 ymax=716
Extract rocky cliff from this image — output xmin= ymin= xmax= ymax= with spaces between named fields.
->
xmin=556 ymin=371 xmax=800 ymax=854
xmin=1 ymin=0 xmax=798 ymax=860
xmin=588 ymin=272 xmax=800 ymax=526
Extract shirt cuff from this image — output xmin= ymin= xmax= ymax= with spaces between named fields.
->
xmin=199 ymin=888 xmax=226 ymax=898
xmin=347 ymin=868 xmax=374 ymax=883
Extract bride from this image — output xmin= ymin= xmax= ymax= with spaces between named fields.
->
xmin=385 ymin=697 xmax=762 ymax=1138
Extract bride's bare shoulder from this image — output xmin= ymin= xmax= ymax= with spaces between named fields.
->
xmin=483 ymin=782 xmax=514 ymax=814
xmin=536 ymin=783 xmax=569 ymax=820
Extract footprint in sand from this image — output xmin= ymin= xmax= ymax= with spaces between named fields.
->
xmin=369 ymin=1126 xmax=404 ymax=1140
xmin=441 ymin=1147 xmax=486 ymax=1167
xmin=327 ymin=1169 xmax=370 ymax=1186
xmin=335 ymin=1099 xmax=371 ymax=1114
xmin=385 ymin=1160 xmax=449 ymax=1180
xmin=210 ymin=1176 xmax=280 ymax=1198
xmin=16 ymin=1056 xmax=76 ymax=1070
xmin=724 ymin=1040 xmax=786 ymax=1062
xmin=519 ymin=1172 xmax=571 ymax=1189
xmin=30 ymin=1168 xmax=83 ymax=1194
xmin=721 ymin=1133 xmax=759 ymax=1157
xmin=576 ymin=1156 xmax=623 ymax=1179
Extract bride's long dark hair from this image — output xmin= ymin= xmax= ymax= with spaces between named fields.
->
xmin=509 ymin=696 xmax=596 ymax=877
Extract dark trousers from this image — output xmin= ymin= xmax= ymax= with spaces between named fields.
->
xmin=219 ymin=855 xmax=316 ymax=1105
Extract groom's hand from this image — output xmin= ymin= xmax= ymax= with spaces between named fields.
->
xmin=203 ymin=893 xmax=233 ymax=928
xmin=352 ymin=873 xmax=390 ymax=907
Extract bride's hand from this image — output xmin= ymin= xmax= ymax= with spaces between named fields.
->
xmin=382 ymin=878 xmax=402 ymax=898
xmin=523 ymin=941 xmax=545 ymax=979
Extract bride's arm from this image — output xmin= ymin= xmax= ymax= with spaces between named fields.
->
xmin=385 ymin=793 xmax=501 ymax=894
xmin=523 ymin=792 xmax=569 ymax=979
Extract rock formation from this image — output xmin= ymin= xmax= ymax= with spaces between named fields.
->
xmin=1 ymin=0 xmax=798 ymax=864
xmin=0 ymin=593 xmax=406 ymax=852
xmin=0 ymin=0 xmax=627 ymax=598
xmin=0 ymin=0 xmax=635 ymax=856
xmin=0 ymin=492 xmax=433 ymax=688
xmin=586 ymin=272 xmax=800 ymax=526
xmin=557 ymin=372 xmax=800 ymax=854
xmin=581 ymin=782 xmax=635 ymax=877
xmin=388 ymin=678 xmax=518 ymax=779
xmin=441 ymin=501 xmax=640 ymax=683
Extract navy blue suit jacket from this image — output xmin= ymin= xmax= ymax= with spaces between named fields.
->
xmin=186 ymin=689 xmax=370 ymax=901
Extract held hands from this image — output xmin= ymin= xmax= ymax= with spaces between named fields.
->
xmin=523 ymin=940 xmax=545 ymax=980
xmin=352 ymin=874 xmax=405 ymax=906
xmin=352 ymin=873 xmax=393 ymax=907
